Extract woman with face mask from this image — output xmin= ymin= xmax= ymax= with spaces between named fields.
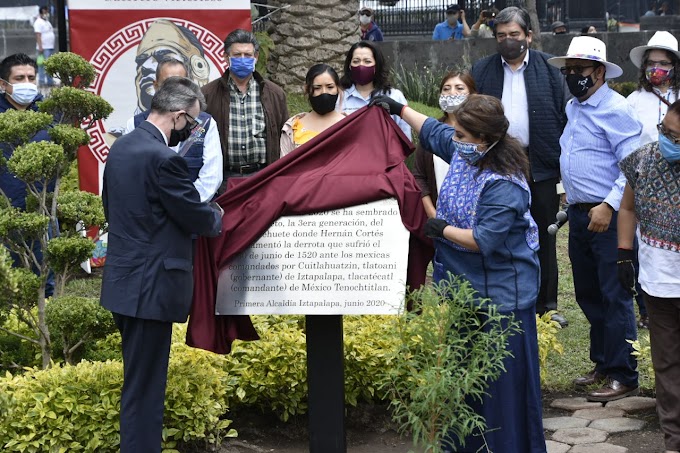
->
xmin=370 ymin=93 xmax=544 ymax=452
xmin=628 ymin=31 xmax=680 ymax=147
xmin=339 ymin=41 xmax=412 ymax=140
xmin=412 ymin=71 xmax=476 ymax=218
xmin=618 ymin=100 xmax=680 ymax=453
xmin=280 ymin=64 xmax=345 ymax=157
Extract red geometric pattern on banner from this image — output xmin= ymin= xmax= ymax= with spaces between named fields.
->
xmin=85 ymin=17 xmax=227 ymax=164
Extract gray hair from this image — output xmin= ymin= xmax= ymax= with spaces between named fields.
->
xmin=154 ymin=56 xmax=189 ymax=82
xmin=150 ymin=76 xmax=206 ymax=113
xmin=493 ymin=7 xmax=531 ymax=35
xmin=223 ymin=29 xmax=260 ymax=55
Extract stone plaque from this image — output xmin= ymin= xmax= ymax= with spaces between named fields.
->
xmin=215 ymin=198 xmax=410 ymax=315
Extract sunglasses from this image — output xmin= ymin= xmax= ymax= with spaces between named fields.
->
xmin=658 ymin=123 xmax=680 ymax=144
xmin=184 ymin=112 xmax=200 ymax=130
xmin=559 ymin=65 xmax=596 ymax=75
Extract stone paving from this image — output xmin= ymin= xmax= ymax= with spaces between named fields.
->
xmin=544 ymin=396 xmax=657 ymax=453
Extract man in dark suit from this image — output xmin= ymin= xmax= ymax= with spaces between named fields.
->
xmin=100 ymin=77 xmax=223 ymax=452
xmin=472 ymin=6 xmax=570 ymax=327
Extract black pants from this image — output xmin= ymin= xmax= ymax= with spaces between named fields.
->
xmin=113 ymin=313 xmax=173 ymax=453
xmin=530 ymin=178 xmax=560 ymax=314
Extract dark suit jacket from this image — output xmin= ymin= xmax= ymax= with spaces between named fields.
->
xmin=101 ymin=121 xmax=222 ymax=323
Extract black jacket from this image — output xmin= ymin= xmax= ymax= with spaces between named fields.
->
xmin=472 ymin=49 xmax=569 ymax=182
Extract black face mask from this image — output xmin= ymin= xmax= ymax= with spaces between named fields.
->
xmin=309 ymin=93 xmax=339 ymax=115
xmin=168 ymin=117 xmax=193 ymax=147
xmin=566 ymin=73 xmax=595 ymax=98
xmin=497 ymin=38 xmax=527 ymax=61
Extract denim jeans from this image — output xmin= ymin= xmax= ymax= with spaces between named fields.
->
xmin=38 ymin=48 xmax=55 ymax=86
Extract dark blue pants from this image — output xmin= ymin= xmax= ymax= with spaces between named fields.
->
xmin=113 ymin=313 xmax=173 ymax=453
xmin=567 ymin=207 xmax=638 ymax=387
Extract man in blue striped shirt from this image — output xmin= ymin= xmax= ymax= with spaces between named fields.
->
xmin=549 ymin=37 xmax=642 ymax=403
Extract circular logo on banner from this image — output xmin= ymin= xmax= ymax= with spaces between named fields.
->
xmin=86 ymin=18 xmax=226 ymax=164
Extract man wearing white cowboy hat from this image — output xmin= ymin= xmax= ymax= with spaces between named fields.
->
xmin=548 ymin=36 xmax=642 ymax=402
xmin=628 ymin=31 xmax=680 ymax=147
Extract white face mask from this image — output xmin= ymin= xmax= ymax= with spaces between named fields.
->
xmin=8 ymin=82 xmax=39 ymax=106
xmin=439 ymin=94 xmax=467 ymax=113
xmin=359 ymin=14 xmax=371 ymax=25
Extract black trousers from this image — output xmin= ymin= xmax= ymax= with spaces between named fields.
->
xmin=530 ymin=177 xmax=560 ymax=314
xmin=113 ymin=313 xmax=173 ymax=453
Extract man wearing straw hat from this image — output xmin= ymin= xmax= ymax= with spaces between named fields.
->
xmin=548 ymin=36 xmax=642 ymax=402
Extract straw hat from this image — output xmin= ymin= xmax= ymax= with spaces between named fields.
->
xmin=547 ymin=36 xmax=623 ymax=79
xmin=629 ymin=31 xmax=680 ymax=68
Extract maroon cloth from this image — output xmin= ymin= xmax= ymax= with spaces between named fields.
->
xmin=186 ymin=106 xmax=434 ymax=354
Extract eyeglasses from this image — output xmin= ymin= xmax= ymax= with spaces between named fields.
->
xmin=658 ymin=123 xmax=680 ymax=144
xmin=560 ymin=65 xmax=595 ymax=75
xmin=647 ymin=60 xmax=673 ymax=68
xmin=184 ymin=112 xmax=200 ymax=129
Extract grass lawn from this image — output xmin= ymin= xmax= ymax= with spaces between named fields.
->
xmin=544 ymin=226 xmax=654 ymax=393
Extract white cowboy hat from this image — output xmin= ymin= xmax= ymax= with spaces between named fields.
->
xmin=629 ymin=31 xmax=680 ymax=68
xmin=548 ymin=36 xmax=623 ymax=79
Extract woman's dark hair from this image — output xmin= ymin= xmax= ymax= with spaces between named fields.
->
xmin=439 ymin=70 xmax=477 ymax=94
xmin=339 ymin=41 xmax=392 ymax=96
xmin=304 ymin=64 xmax=341 ymax=98
xmin=454 ymin=94 xmax=530 ymax=180
xmin=667 ymin=98 xmax=680 ymax=117
xmin=638 ymin=49 xmax=680 ymax=93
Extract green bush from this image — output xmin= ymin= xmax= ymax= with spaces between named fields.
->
xmin=225 ymin=315 xmax=308 ymax=421
xmin=45 ymin=296 xmax=116 ymax=364
xmin=379 ymin=276 xmax=521 ymax=452
xmin=0 ymin=326 xmax=236 ymax=452
xmin=343 ymin=315 xmax=398 ymax=405
xmin=609 ymin=81 xmax=638 ymax=97
xmin=392 ymin=64 xmax=447 ymax=108
xmin=536 ymin=311 xmax=564 ymax=384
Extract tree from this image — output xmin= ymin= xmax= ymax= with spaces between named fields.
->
xmin=525 ymin=0 xmax=543 ymax=51
xmin=266 ymin=0 xmax=361 ymax=93
xmin=0 ymin=52 xmax=112 ymax=369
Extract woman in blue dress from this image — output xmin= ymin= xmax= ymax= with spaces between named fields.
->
xmin=371 ymin=93 xmax=546 ymax=453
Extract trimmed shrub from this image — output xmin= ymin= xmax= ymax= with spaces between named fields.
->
xmin=0 ymin=326 xmax=235 ymax=452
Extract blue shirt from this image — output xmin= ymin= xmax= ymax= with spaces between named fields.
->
xmin=341 ymin=85 xmax=412 ymax=140
xmin=419 ymin=118 xmax=540 ymax=312
xmin=560 ymin=83 xmax=642 ymax=210
xmin=361 ymin=22 xmax=384 ymax=42
xmin=432 ymin=20 xmax=464 ymax=40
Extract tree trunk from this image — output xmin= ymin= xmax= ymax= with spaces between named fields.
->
xmin=37 ymin=284 xmax=51 ymax=369
xmin=266 ymin=0 xmax=361 ymax=93
xmin=525 ymin=0 xmax=543 ymax=51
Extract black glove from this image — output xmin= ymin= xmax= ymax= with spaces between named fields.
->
xmin=369 ymin=95 xmax=405 ymax=117
xmin=425 ymin=218 xmax=449 ymax=239
xmin=617 ymin=248 xmax=637 ymax=297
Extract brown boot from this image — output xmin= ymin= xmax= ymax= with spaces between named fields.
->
xmin=573 ymin=369 xmax=607 ymax=386
xmin=587 ymin=378 xmax=639 ymax=402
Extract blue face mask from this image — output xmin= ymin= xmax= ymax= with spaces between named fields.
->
xmin=452 ymin=138 xmax=499 ymax=165
xmin=229 ymin=57 xmax=257 ymax=79
xmin=658 ymin=132 xmax=680 ymax=163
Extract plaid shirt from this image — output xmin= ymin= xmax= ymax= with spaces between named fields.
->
xmin=228 ymin=76 xmax=267 ymax=166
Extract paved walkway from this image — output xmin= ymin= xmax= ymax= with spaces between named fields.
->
xmin=544 ymin=396 xmax=657 ymax=453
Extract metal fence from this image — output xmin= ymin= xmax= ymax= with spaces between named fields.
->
xmin=363 ymin=0 xmax=507 ymax=36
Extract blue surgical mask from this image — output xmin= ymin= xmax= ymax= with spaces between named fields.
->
xmin=658 ymin=132 xmax=680 ymax=163
xmin=452 ymin=138 xmax=499 ymax=165
xmin=229 ymin=57 xmax=257 ymax=79
xmin=8 ymin=82 xmax=39 ymax=106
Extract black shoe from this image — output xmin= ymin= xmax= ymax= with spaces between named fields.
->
xmin=551 ymin=312 xmax=569 ymax=328
xmin=574 ymin=369 xmax=607 ymax=386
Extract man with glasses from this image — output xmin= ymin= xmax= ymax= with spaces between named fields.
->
xmin=101 ymin=76 xmax=224 ymax=451
xmin=472 ymin=6 xmax=570 ymax=328
xmin=548 ymin=36 xmax=642 ymax=402
xmin=124 ymin=57 xmax=222 ymax=202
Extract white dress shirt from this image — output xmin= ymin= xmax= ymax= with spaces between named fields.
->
xmin=627 ymin=87 xmax=679 ymax=146
xmin=501 ymin=52 xmax=530 ymax=148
